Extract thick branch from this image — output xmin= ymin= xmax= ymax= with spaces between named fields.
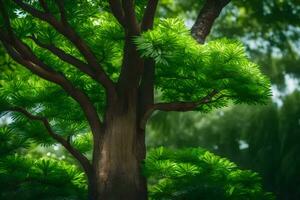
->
xmin=7 ymin=107 xmax=93 ymax=175
xmin=138 ymin=0 xmax=159 ymax=118
xmin=122 ymin=0 xmax=140 ymax=35
xmin=140 ymin=90 xmax=219 ymax=129
xmin=191 ymin=0 xmax=231 ymax=43
xmin=12 ymin=0 xmax=116 ymax=97
xmin=108 ymin=0 xmax=126 ymax=27
xmin=141 ymin=0 xmax=159 ymax=31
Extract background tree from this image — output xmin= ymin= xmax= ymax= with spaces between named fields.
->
xmin=0 ymin=0 xmax=270 ymax=199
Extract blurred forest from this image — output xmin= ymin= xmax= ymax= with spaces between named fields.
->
xmin=147 ymin=0 xmax=300 ymax=199
xmin=0 ymin=0 xmax=299 ymax=199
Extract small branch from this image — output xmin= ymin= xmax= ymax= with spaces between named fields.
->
xmin=7 ymin=107 xmax=93 ymax=175
xmin=108 ymin=0 xmax=126 ymax=27
xmin=140 ymin=90 xmax=219 ymax=129
xmin=191 ymin=0 xmax=231 ymax=43
xmin=27 ymin=35 xmax=98 ymax=81
xmin=141 ymin=0 xmax=159 ymax=31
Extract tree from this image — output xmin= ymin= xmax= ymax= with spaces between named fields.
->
xmin=0 ymin=1 xmax=270 ymax=199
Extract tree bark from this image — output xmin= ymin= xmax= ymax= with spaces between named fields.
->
xmin=87 ymin=99 xmax=147 ymax=200
xmin=87 ymin=35 xmax=147 ymax=199
xmin=191 ymin=0 xmax=230 ymax=43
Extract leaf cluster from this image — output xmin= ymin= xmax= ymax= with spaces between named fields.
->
xmin=135 ymin=19 xmax=271 ymax=112
xmin=0 ymin=126 xmax=86 ymax=200
xmin=0 ymin=155 xmax=86 ymax=200
xmin=144 ymin=147 xmax=275 ymax=200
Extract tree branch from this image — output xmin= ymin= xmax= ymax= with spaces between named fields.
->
xmin=122 ymin=0 xmax=140 ymax=35
xmin=1 ymin=0 xmax=104 ymax=149
xmin=140 ymin=90 xmax=219 ymax=129
xmin=12 ymin=0 xmax=116 ymax=98
xmin=0 ymin=32 xmax=103 ymax=139
xmin=138 ymin=0 xmax=159 ymax=120
xmin=141 ymin=0 xmax=159 ymax=31
xmin=7 ymin=107 xmax=93 ymax=175
xmin=191 ymin=0 xmax=231 ymax=43
xmin=27 ymin=35 xmax=100 ymax=82
xmin=108 ymin=0 xmax=126 ymax=27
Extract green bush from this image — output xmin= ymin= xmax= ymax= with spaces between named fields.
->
xmin=144 ymin=147 xmax=275 ymax=200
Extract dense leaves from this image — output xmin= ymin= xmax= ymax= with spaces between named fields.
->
xmin=145 ymin=147 xmax=274 ymax=200
xmin=0 ymin=127 xmax=86 ymax=200
xmin=136 ymin=19 xmax=270 ymax=111
xmin=0 ymin=156 xmax=86 ymax=200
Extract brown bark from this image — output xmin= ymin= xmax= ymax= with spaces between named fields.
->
xmin=88 ymin=92 xmax=147 ymax=200
xmin=191 ymin=0 xmax=230 ymax=43
xmin=89 ymin=30 xmax=147 ymax=199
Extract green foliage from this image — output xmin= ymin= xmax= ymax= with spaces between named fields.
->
xmin=0 ymin=1 xmax=275 ymax=199
xmin=160 ymin=0 xmax=300 ymax=85
xmin=148 ymin=91 xmax=300 ymax=199
xmin=145 ymin=147 xmax=274 ymax=200
xmin=0 ymin=69 xmax=92 ymax=147
xmin=0 ymin=125 xmax=87 ymax=200
xmin=135 ymin=19 xmax=271 ymax=112
xmin=0 ymin=156 xmax=86 ymax=200
xmin=71 ymin=132 xmax=93 ymax=155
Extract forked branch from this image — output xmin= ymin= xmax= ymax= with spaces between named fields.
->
xmin=0 ymin=37 xmax=103 ymax=137
xmin=12 ymin=0 xmax=116 ymax=97
xmin=0 ymin=4 xmax=103 ymax=138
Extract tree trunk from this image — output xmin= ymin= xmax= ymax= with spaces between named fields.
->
xmin=88 ymin=94 xmax=147 ymax=200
